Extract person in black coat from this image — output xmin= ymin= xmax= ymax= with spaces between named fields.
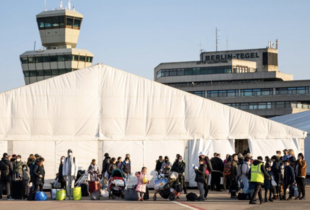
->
xmin=0 ymin=153 xmax=14 ymax=200
xmin=155 ymin=156 xmax=163 ymax=174
xmin=195 ymin=158 xmax=206 ymax=201
xmin=271 ymin=155 xmax=281 ymax=199
xmin=287 ymin=149 xmax=297 ymax=169
xmin=211 ymin=153 xmax=223 ymax=191
xmin=58 ymin=156 xmax=66 ymax=189
xmin=204 ymin=156 xmax=212 ymax=198
xmin=33 ymin=158 xmax=45 ymax=192
xmin=108 ymin=158 xmax=117 ymax=178
xmin=171 ymin=155 xmax=187 ymax=194
xmin=102 ymin=153 xmax=110 ymax=176
xmin=283 ymin=160 xmax=295 ymax=201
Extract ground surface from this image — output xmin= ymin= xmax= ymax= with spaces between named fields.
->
xmin=1 ymin=181 xmax=310 ymax=210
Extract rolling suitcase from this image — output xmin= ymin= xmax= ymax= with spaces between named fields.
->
xmin=80 ymin=183 xmax=89 ymax=197
xmin=88 ymin=181 xmax=99 ymax=194
xmin=124 ymin=188 xmax=138 ymax=200
xmin=11 ymin=180 xmax=23 ymax=199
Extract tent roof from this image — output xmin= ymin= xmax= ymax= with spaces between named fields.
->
xmin=0 ymin=64 xmax=307 ymax=141
xmin=271 ymin=110 xmax=310 ymax=134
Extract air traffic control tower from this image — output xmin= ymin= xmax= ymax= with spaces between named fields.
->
xmin=20 ymin=3 xmax=94 ymax=85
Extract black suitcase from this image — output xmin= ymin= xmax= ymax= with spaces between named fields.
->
xmin=11 ymin=180 xmax=23 ymax=199
xmin=80 ymin=182 xmax=89 ymax=197
xmin=27 ymin=189 xmax=35 ymax=201
xmin=143 ymin=187 xmax=149 ymax=200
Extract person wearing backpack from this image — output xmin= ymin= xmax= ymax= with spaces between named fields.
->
xmin=240 ymin=157 xmax=251 ymax=194
xmin=0 ymin=153 xmax=14 ymax=200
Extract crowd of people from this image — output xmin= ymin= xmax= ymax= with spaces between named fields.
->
xmin=193 ymin=149 xmax=307 ymax=204
xmin=0 ymin=148 xmax=307 ymax=204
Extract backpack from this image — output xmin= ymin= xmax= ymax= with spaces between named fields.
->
xmin=186 ymin=192 xmax=198 ymax=201
xmin=223 ymin=161 xmax=232 ymax=175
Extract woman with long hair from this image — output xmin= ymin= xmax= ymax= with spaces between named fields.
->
xmin=288 ymin=149 xmax=297 ymax=169
xmin=88 ymin=159 xmax=100 ymax=181
xmin=295 ymin=153 xmax=307 ymax=200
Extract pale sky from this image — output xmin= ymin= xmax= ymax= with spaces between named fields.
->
xmin=0 ymin=0 xmax=310 ymax=92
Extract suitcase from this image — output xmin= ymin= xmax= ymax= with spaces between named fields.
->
xmin=124 ymin=188 xmax=138 ymax=200
xmin=11 ymin=180 xmax=23 ymax=199
xmin=88 ymin=181 xmax=99 ymax=194
xmin=80 ymin=183 xmax=89 ymax=197
xmin=27 ymin=188 xmax=35 ymax=201
xmin=143 ymin=187 xmax=149 ymax=200
xmin=51 ymin=189 xmax=57 ymax=200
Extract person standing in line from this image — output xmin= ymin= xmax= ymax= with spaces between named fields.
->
xmin=88 ymin=159 xmax=100 ymax=181
xmin=101 ymin=153 xmax=110 ymax=177
xmin=0 ymin=153 xmax=14 ymax=200
xmin=194 ymin=157 xmax=207 ymax=201
xmin=264 ymin=164 xmax=275 ymax=202
xmin=155 ymin=156 xmax=163 ymax=175
xmin=116 ymin=157 xmax=123 ymax=168
xmin=265 ymin=156 xmax=271 ymax=167
xmin=171 ymin=155 xmax=186 ymax=196
xmin=230 ymin=154 xmax=239 ymax=198
xmin=281 ymin=149 xmax=288 ymax=162
xmin=282 ymin=160 xmax=295 ymax=201
xmin=240 ymin=156 xmax=251 ymax=194
xmin=33 ymin=158 xmax=45 ymax=192
xmin=287 ymin=149 xmax=297 ymax=169
xmin=249 ymin=156 xmax=270 ymax=205
xmin=58 ymin=156 xmax=66 ymax=189
xmin=21 ymin=163 xmax=30 ymax=199
xmin=63 ymin=149 xmax=78 ymax=200
xmin=271 ymin=155 xmax=281 ymax=200
xmin=135 ymin=167 xmax=149 ymax=201
xmin=276 ymin=151 xmax=282 ymax=162
xmin=204 ymin=156 xmax=212 ymax=199
xmin=121 ymin=157 xmax=131 ymax=189
xmin=108 ymin=158 xmax=117 ymax=178
xmin=211 ymin=153 xmax=223 ymax=191
xmin=161 ymin=156 xmax=172 ymax=177
xmin=13 ymin=155 xmax=23 ymax=179
xmin=223 ymin=155 xmax=231 ymax=191
xmin=295 ymin=153 xmax=307 ymax=200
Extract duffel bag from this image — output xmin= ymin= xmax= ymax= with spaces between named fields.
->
xmin=35 ymin=191 xmax=47 ymax=201
xmin=73 ymin=187 xmax=82 ymax=201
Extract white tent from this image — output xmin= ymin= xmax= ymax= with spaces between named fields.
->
xmin=0 ymin=64 xmax=307 ymax=187
xmin=271 ymin=111 xmax=310 ymax=174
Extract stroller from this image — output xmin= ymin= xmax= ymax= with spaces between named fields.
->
xmin=108 ymin=169 xmax=126 ymax=199
xmin=153 ymin=171 xmax=182 ymax=201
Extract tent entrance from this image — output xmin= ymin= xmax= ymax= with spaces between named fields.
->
xmin=235 ymin=139 xmax=249 ymax=154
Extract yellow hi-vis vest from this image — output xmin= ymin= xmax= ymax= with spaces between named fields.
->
xmin=250 ymin=163 xmax=264 ymax=183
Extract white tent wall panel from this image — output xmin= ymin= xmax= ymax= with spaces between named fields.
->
xmin=187 ymin=139 xmax=235 ymax=187
xmin=0 ymin=141 xmax=8 ymax=156
xmin=248 ymin=139 xmax=300 ymax=160
xmin=305 ymin=136 xmax=310 ymax=174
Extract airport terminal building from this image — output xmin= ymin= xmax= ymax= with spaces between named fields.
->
xmin=155 ymin=47 xmax=310 ymax=118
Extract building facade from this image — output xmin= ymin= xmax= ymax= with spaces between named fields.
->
xmin=155 ymin=47 xmax=310 ymax=118
xmin=20 ymin=8 xmax=94 ymax=85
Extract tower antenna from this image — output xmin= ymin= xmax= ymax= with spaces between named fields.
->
xmin=44 ymin=0 xmax=47 ymax=11
xmin=216 ymin=27 xmax=220 ymax=51
xmin=68 ymin=0 xmax=71 ymax=10
xmin=34 ymin=41 xmax=36 ymax=51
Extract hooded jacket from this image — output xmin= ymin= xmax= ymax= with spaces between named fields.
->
xmin=171 ymin=160 xmax=186 ymax=175
xmin=0 ymin=157 xmax=13 ymax=181
xmin=101 ymin=156 xmax=110 ymax=174
xmin=248 ymin=160 xmax=270 ymax=184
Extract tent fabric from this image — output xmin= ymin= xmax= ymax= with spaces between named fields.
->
xmin=248 ymin=138 xmax=300 ymax=160
xmin=187 ymin=139 xmax=235 ymax=187
xmin=271 ymin=112 xmax=310 ymax=174
xmin=0 ymin=64 xmax=306 ymax=141
xmin=0 ymin=141 xmax=8 ymax=157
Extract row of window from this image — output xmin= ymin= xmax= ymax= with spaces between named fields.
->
xmin=20 ymin=55 xmax=93 ymax=64
xmin=225 ymin=101 xmax=310 ymax=110
xmin=37 ymin=16 xmax=82 ymax=30
xmin=157 ymin=66 xmax=256 ymax=79
xmin=191 ymin=87 xmax=309 ymax=98
xmin=167 ymin=80 xmax=264 ymax=87
xmin=23 ymin=69 xmax=78 ymax=77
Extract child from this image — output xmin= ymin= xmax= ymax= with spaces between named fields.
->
xmin=135 ymin=167 xmax=149 ymax=201
xmin=264 ymin=164 xmax=275 ymax=202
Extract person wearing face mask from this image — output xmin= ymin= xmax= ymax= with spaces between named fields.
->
xmin=13 ymin=155 xmax=23 ymax=179
xmin=58 ymin=156 xmax=66 ymax=189
xmin=121 ymin=157 xmax=131 ymax=189
xmin=21 ymin=163 xmax=30 ymax=199
xmin=161 ymin=156 xmax=172 ymax=177
xmin=88 ymin=159 xmax=100 ymax=181
xmin=171 ymin=155 xmax=186 ymax=196
xmin=63 ymin=149 xmax=78 ymax=200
